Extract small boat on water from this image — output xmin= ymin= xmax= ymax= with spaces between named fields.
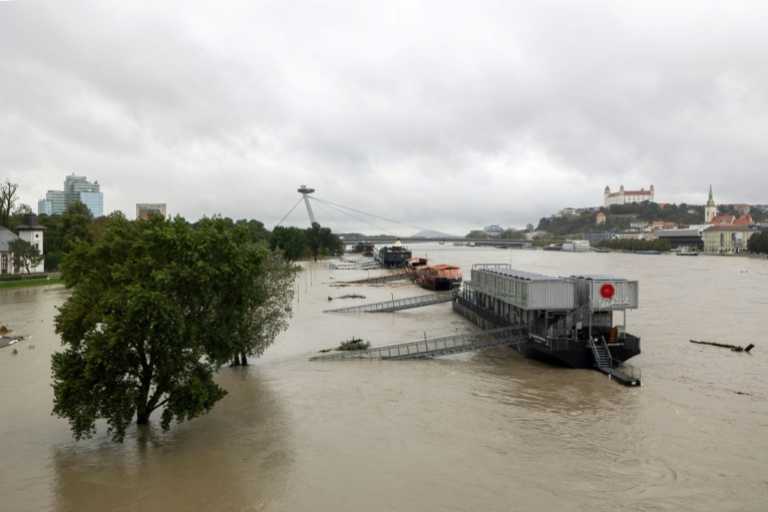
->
xmin=0 ymin=336 xmax=23 ymax=349
xmin=543 ymin=243 xmax=562 ymax=251
xmin=350 ymin=242 xmax=375 ymax=257
xmin=375 ymin=241 xmax=412 ymax=268
xmin=414 ymin=264 xmax=463 ymax=291
xmin=562 ymin=240 xmax=591 ymax=252
xmin=676 ymin=249 xmax=700 ymax=256
xmin=406 ymin=256 xmax=428 ymax=270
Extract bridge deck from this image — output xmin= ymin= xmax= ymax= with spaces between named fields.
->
xmin=310 ymin=326 xmax=526 ymax=361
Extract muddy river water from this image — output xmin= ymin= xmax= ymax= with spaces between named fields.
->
xmin=1 ymin=245 xmax=767 ymax=511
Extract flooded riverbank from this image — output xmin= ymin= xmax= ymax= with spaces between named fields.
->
xmin=2 ymin=246 xmax=767 ymax=511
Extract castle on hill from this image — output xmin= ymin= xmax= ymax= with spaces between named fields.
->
xmin=604 ymin=185 xmax=655 ymax=207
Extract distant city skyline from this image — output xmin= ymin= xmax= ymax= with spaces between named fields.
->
xmin=37 ymin=173 xmax=103 ymax=217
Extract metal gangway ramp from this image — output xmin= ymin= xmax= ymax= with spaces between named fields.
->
xmin=323 ymin=291 xmax=457 ymax=314
xmin=337 ymin=272 xmax=412 ymax=285
xmin=310 ymin=326 xmax=525 ymax=361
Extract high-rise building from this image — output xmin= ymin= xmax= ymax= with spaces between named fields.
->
xmin=136 ymin=203 xmax=167 ymax=220
xmin=37 ymin=199 xmax=52 ymax=216
xmin=37 ymin=174 xmax=104 ymax=217
xmin=79 ymin=191 xmax=104 ymax=218
xmin=37 ymin=190 xmax=67 ymax=215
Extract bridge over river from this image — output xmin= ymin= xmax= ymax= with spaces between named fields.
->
xmin=280 ymin=185 xmax=531 ymax=248
xmin=343 ymin=237 xmax=531 ymax=248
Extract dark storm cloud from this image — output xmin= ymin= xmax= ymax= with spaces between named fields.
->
xmin=2 ymin=1 xmax=767 ymax=234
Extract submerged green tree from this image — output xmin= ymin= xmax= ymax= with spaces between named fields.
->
xmin=230 ymin=250 xmax=297 ymax=366
xmin=748 ymin=231 xmax=768 ymax=255
xmin=51 ymin=215 xmax=289 ymax=442
xmin=270 ymin=226 xmax=308 ymax=261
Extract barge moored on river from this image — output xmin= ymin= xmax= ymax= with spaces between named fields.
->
xmin=376 ymin=242 xmax=412 ymax=268
xmin=320 ymin=262 xmax=642 ymax=385
xmin=454 ymin=264 xmax=641 ymax=382
xmin=414 ymin=264 xmax=463 ymax=291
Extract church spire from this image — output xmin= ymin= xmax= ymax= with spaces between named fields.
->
xmin=704 ymin=185 xmax=717 ymax=223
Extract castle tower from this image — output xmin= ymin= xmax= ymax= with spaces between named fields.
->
xmin=16 ymin=214 xmax=45 ymax=273
xmin=704 ymin=185 xmax=717 ymax=223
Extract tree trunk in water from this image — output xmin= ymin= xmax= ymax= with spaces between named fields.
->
xmin=230 ymin=353 xmax=248 ymax=366
xmin=136 ymin=407 xmax=150 ymax=425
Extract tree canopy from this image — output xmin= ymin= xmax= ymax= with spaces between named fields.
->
xmin=465 ymin=230 xmax=490 ymax=240
xmin=8 ymin=239 xmax=43 ymax=274
xmin=51 ymin=214 xmax=296 ymax=441
xmin=748 ymin=231 xmax=768 ymax=255
xmin=270 ymin=223 xmax=343 ymax=261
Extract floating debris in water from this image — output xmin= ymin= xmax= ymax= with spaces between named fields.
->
xmin=1 ymin=335 xmax=25 ymax=349
xmin=319 ymin=337 xmax=371 ymax=353
xmin=327 ymin=294 xmax=367 ymax=301
xmin=338 ymin=338 xmax=370 ymax=351
xmin=690 ymin=339 xmax=755 ymax=353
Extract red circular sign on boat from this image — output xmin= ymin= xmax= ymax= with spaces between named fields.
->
xmin=600 ymin=283 xmax=615 ymax=299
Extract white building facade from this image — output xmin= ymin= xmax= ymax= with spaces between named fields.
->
xmin=604 ymin=185 xmax=655 ymax=207
xmin=0 ymin=217 xmax=45 ymax=275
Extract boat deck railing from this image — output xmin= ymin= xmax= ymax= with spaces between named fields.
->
xmin=455 ymin=293 xmax=514 ymax=328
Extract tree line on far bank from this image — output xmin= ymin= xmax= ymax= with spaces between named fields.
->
xmin=1 ymin=194 xmax=343 ymax=271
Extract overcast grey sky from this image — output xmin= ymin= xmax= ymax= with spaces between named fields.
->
xmin=2 ymin=1 xmax=767 ymax=234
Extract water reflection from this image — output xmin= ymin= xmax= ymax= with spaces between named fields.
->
xmin=52 ymin=368 xmax=292 ymax=512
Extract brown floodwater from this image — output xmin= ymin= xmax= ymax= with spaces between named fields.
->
xmin=1 ymin=245 xmax=767 ymax=511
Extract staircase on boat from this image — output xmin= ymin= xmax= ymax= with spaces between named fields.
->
xmin=589 ymin=337 xmax=641 ymax=386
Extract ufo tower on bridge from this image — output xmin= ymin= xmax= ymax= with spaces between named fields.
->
xmin=297 ymin=185 xmax=317 ymax=226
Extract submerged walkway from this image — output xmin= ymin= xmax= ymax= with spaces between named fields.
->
xmin=310 ymin=326 xmax=525 ymax=361
xmin=323 ymin=291 xmax=457 ymax=313
xmin=337 ymin=272 xmax=412 ymax=285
